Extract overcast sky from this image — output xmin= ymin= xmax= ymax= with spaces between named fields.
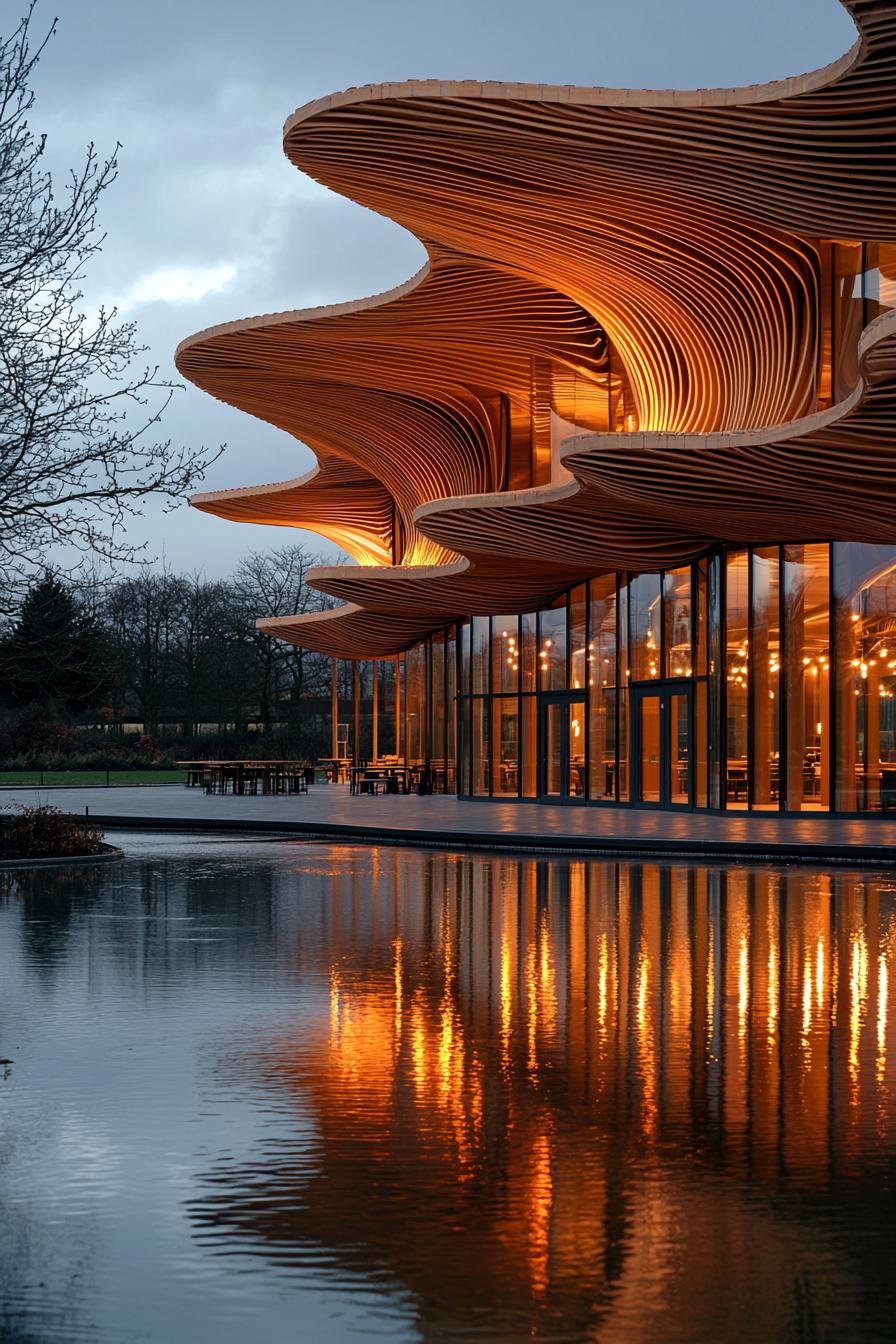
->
xmin=26 ymin=0 xmax=856 ymax=578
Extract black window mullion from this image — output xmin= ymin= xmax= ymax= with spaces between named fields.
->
xmin=829 ymin=543 xmax=837 ymax=811
xmin=720 ymin=551 xmax=728 ymax=810
xmin=487 ymin=618 xmax=493 ymax=797
xmin=516 ymin=614 xmax=523 ymax=798
xmin=660 ymin=569 xmax=666 ymax=680
xmin=778 ymin=545 xmax=787 ymax=811
xmin=747 ymin=549 xmax=755 ymax=810
xmin=567 ymin=591 xmax=572 ymax=692
xmin=619 ymin=571 xmax=626 ymax=802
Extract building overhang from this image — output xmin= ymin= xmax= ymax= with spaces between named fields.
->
xmin=177 ymin=0 xmax=896 ymax=659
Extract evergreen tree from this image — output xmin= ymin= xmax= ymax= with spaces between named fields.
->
xmin=0 ymin=573 xmax=106 ymax=715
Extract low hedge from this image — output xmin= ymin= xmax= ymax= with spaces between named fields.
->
xmin=0 ymin=804 xmax=107 ymax=860
xmin=0 ymin=752 xmax=177 ymax=772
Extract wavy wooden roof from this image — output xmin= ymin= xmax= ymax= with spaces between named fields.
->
xmin=178 ymin=0 xmax=896 ymax=658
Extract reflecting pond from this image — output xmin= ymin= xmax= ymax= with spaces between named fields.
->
xmin=2 ymin=834 xmax=896 ymax=1342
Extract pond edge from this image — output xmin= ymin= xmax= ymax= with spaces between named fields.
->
xmin=0 ymin=845 xmax=124 ymax=871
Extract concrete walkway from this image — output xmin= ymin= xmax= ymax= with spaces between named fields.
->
xmin=3 ymin=782 xmax=896 ymax=865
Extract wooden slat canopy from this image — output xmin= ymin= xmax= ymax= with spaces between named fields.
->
xmin=177 ymin=0 xmax=896 ymax=658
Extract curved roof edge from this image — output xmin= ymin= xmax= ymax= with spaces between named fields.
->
xmin=284 ymin=8 xmax=862 ymax=132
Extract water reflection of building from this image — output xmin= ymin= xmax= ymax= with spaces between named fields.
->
xmin=192 ymin=852 xmax=896 ymax=1340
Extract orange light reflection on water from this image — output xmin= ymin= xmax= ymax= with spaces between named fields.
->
xmin=287 ymin=858 xmax=896 ymax=1312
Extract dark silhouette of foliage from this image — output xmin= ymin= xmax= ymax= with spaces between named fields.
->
xmin=0 ymin=572 xmax=107 ymax=713
xmin=0 ymin=545 xmax=367 ymax=765
xmin=0 ymin=803 xmax=106 ymax=859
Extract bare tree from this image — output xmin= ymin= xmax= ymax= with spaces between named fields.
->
xmin=97 ymin=548 xmax=334 ymax=738
xmin=0 ymin=6 xmax=221 ymax=606
xmin=232 ymin=544 xmax=335 ymax=730
xmin=178 ymin=575 xmax=255 ymax=736
xmin=103 ymin=572 xmax=186 ymax=736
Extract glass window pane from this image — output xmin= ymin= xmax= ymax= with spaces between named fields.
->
xmin=430 ymin=632 xmax=446 ymax=792
xmin=783 ymin=544 xmax=830 ymax=810
xmin=833 ymin=242 xmax=863 ymax=400
xmin=618 ymin=686 xmax=630 ymax=802
xmin=539 ymin=598 xmax=567 ymax=690
xmin=751 ymin=548 xmax=780 ymax=809
xmin=376 ymin=657 xmax=397 ymax=758
xmin=863 ymin=243 xmax=896 ymax=318
xmin=397 ymin=654 xmax=406 ymax=762
xmin=588 ymin=575 xmax=618 ymax=800
xmin=694 ymin=679 xmax=708 ymax=807
xmin=638 ymin=695 xmax=661 ymax=802
xmin=520 ymin=612 xmax=537 ymax=692
xmin=544 ymin=701 xmax=562 ymax=797
xmin=664 ymin=568 xmax=692 ymax=677
xmin=589 ymin=575 xmax=617 ymax=691
xmin=568 ymin=700 xmax=585 ymax=796
xmin=445 ymin=628 xmax=457 ymax=793
xmin=569 ymin=585 xmax=587 ymax=691
xmin=669 ymin=692 xmax=690 ymax=805
xmin=491 ymin=614 xmax=520 ymax=694
xmin=834 ymin=543 xmax=896 ymax=812
xmin=695 ymin=558 xmax=708 ymax=677
xmin=521 ymin=695 xmax=537 ymax=797
xmin=492 ymin=698 xmax=519 ymax=796
xmin=617 ymin=581 xmax=630 ymax=801
xmin=406 ymin=642 xmax=426 ymax=766
xmin=472 ymin=697 xmax=489 ymax=796
xmin=589 ymin=689 xmax=616 ymax=800
xmin=460 ymin=698 xmax=471 ymax=794
xmin=471 ymin=617 xmax=489 ymax=694
xmin=630 ymin=573 xmax=662 ymax=681
xmin=618 ymin=577 xmax=629 ymax=686
xmin=707 ymin=553 xmax=723 ymax=808
xmin=725 ymin=551 xmax=749 ymax=808
xmin=458 ymin=620 xmax=470 ymax=696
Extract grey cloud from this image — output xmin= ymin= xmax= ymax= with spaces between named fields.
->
xmin=20 ymin=0 xmax=856 ymax=578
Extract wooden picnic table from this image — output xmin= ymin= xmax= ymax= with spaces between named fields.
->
xmin=318 ymin=756 xmax=352 ymax=784
xmin=349 ymin=762 xmax=436 ymax=796
xmin=177 ymin=761 xmax=314 ymax=796
xmin=350 ymin=762 xmax=411 ymax=795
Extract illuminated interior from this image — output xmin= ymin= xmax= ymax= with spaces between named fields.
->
xmin=177 ymin=1 xmax=896 ymax=815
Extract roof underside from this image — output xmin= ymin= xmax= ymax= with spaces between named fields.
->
xmin=177 ymin=0 xmax=896 ymax=658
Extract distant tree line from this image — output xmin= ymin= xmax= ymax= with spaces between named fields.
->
xmin=0 ymin=545 xmax=350 ymax=766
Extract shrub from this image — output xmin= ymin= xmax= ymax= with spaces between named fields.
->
xmin=0 ymin=805 xmax=107 ymax=860
xmin=0 ymin=749 xmax=176 ymax=772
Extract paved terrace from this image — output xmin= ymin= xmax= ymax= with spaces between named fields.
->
xmin=2 ymin=782 xmax=896 ymax=865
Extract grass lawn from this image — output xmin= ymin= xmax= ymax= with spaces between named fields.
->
xmin=0 ymin=770 xmax=187 ymax=788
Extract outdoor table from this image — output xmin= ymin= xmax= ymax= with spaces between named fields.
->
xmin=177 ymin=760 xmax=210 ymax=788
xmin=350 ymin=762 xmax=410 ymax=795
xmin=190 ymin=761 xmax=312 ymax=796
xmin=319 ymin=757 xmax=351 ymax=784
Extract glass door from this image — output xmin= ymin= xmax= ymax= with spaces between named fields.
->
xmin=632 ymin=685 xmax=693 ymax=808
xmin=540 ymin=695 xmax=586 ymax=802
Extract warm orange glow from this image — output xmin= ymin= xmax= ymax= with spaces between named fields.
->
xmin=878 ymin=954 xmax=888 ymax=1087
xmin=635 ymin=938 xmax=658 ymax=1138
xmin=527 ymin=1130 xmax=554 ymax=1298
xmin=176 ymin=1 xmax=896 ymax=659
xmin=252 ymin=854 xmax=896 ymax=1333
xmin=767 ymin=935 xmax=779 ymax=1047
xmin=850 ymin=932 xmax=869 ymax=1104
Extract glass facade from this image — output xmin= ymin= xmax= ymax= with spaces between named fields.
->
xmin=386 ymin=543 xmax=896 ymax=813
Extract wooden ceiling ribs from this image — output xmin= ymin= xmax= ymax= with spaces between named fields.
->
xmin=178 ymin=256 xmax=609 ymax=569
xmin=177 ymin=0 xmax=896 ymax=659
